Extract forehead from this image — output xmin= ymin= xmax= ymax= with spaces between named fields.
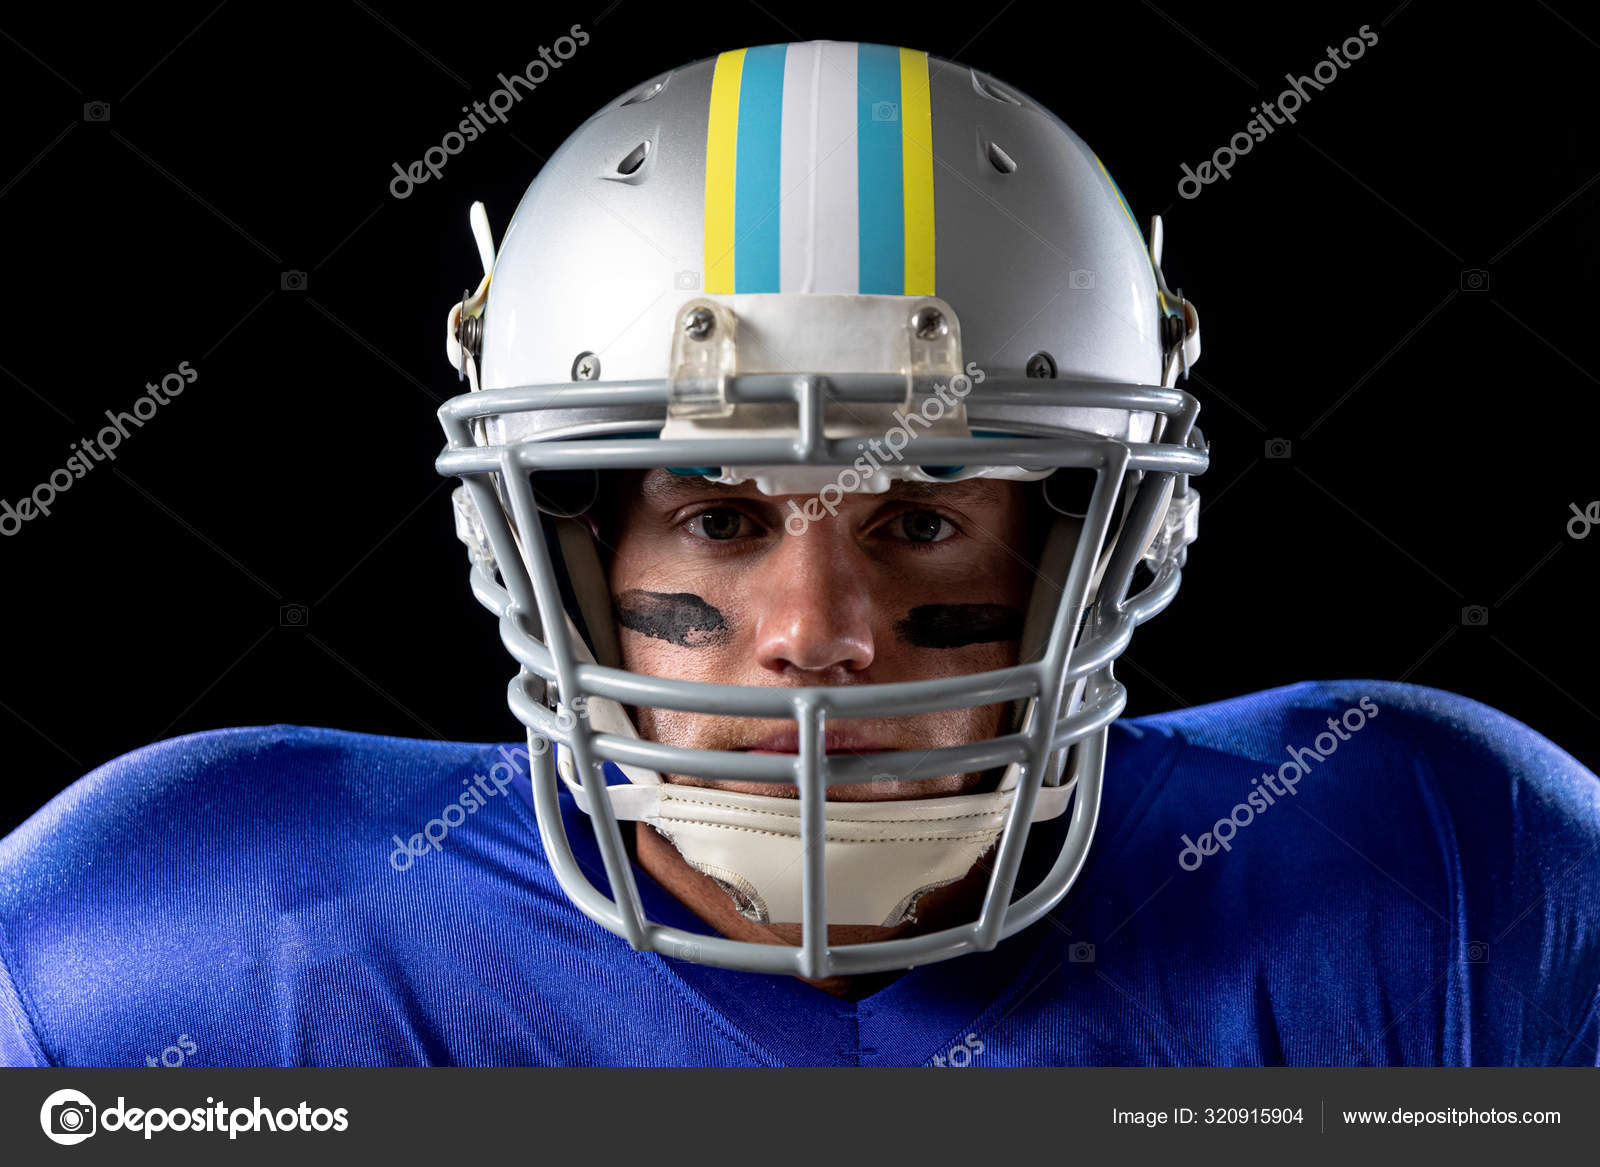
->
xmin=631 ymin=468 xmax=1019 ymax=509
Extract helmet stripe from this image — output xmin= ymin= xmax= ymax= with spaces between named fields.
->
xmin=732 ymin=44 xmax=787 ymax=292
xmin=778 ymin=40 xmax=859 ymax=293
xmin=706 ymin=42 xmax=936 ymax=296
xmin=703 ymin=49 xmax=744 ymax=294
xmin=856 ymin=43 xmax=905 ymax=293
xmin=1092 ymin=150 xmax=1146 ymax=247
xmin=898 ymin=47 xmax=936 ymax=295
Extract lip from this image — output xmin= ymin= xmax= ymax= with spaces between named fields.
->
xmin=743 ymin=731 xmax=891 ymax=755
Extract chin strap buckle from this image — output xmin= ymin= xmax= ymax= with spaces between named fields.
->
xmin=1144 ymin=485 xmax=1200 ymax=568
xmin=452 ymin=486 xmax=497 ymax=574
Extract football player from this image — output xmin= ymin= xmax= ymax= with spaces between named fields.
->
xmin=2 ymin=41 xmax=1596 ymax=1067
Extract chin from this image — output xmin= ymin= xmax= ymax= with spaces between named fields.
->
xmin=764 ymin=920 xmax=911 ymax=946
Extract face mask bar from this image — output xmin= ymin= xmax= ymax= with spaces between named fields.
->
xmin=436 ymin=371 xmax=1205 ymax=977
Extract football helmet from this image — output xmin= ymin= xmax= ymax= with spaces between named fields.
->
xmin=436 ymin=41 xmax=1207 ymax=977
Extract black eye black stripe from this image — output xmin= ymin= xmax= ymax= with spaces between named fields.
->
xmin=615 ymin=590 xmax=732 ymax=647
xmin=617 ymin=595 xmax=1021 ymax=650
xmin=895 ymin=604 xmax=1022 ymax=649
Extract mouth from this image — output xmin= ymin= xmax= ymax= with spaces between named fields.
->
xmin=742 ymin=731 xmax=891 ymax=755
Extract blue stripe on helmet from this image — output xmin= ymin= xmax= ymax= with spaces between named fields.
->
xmin=856 ymin=43 xmax=904 ymax=294
xmin=733 ymin=44 xmax=787 ymax=293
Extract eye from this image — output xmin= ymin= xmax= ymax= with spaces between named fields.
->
xmin=692 ymin=507 xmax=749 ymax=540
xmin=898 ymin=510 xmax=954 ymax=544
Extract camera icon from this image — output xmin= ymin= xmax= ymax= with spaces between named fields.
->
xmin=40 ymin=1089 xmax=97 ymax=1145
xmin=674 ymin=270 xmax=700 ymax=290
xmin=1265 ymin=438 xmax=1293 ymax=460
xmin=280 ymin=270 xmax=308 ymax=292
xmin=279 ymin=603 xmax=310 ymax=628
xmin=1068 ymin=941 xmax=1096 ymax=963
xmin=1466 ymin=940 xmax=1489 ymax=963
xmin=1068 ymin=268 xmax=1096 ymax=290
xmin=1461 ymin=604 xmax=1489 ymax=627
xmin=871 ymin=100 xmax=899 ymax=122
xmin=83 ymin=101 xmax=111 ymax=123
xmin=1460 ymin=268 xmax=1490 ymax=292
xmin=51 ymin=1101 xmax=94 ymax=1136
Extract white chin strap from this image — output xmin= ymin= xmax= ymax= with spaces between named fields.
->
xmin=555 ymin=707 xmax=1077 ymax=930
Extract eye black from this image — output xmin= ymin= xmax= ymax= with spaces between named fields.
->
xmin=698 ymin=509 xmax=744 ymax=540
xmin=901 ymin=511 xmax=945 ymax=543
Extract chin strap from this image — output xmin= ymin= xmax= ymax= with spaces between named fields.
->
xmin=1148 ymin=215 xmax=1201 ymax=389
xmin=446 ymin=201 xmax=495 ymax=395
xmin=557 ymin=743 xmax=1076 ymax=928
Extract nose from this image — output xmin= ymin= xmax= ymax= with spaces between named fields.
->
xmin=751 ymin=518 xmax=875 ymax=675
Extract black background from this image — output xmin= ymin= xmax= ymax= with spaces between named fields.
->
xmin=1 ymin=1 xmax=1595 ymax=834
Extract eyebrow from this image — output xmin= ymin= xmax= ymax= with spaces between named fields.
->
xmin=637 ymin=471 xmax=741 ymax=505
xmin=636 ymin=469 xmax=1011 ymax=506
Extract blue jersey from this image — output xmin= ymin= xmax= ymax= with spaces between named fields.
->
xmin=2 ymin=681 xmax=1597 ymax=1067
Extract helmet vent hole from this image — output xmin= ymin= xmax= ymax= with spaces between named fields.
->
xmin=621 ymin=77 xmax=667 ymax=106
xmin=971 ymin=70 xmax=1022 ymax=105
xmin=615 ymin=141 xmax=650 ymax=176
xmin=986 ymin=141 xmax=1017 ymax=174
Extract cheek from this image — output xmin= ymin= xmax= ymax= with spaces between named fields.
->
xmin=629 ymin=703 xmax=705 ymax=751
xmin=608 ymin=539 xmax=750 ymax=674
xmin=875 ymin=636 xmax=1019 ymax=747
xmin=617 ymin=622 xmax=737 ymax=682
xmin=907 ymin=641 xmax=1019 ymax=733
xmin=618 ymin=635 xmax=737 ymax=752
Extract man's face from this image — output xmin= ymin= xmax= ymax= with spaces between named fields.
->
xmin=602 ymin=469 xmax=1039 ymax=800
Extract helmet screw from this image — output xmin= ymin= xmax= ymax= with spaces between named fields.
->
xmin=684 ymin=307 xmax=716 ymax=340
xmin=571 ymin=351 xmax=600 ymax=381
xmin=459 ymin=315 xmax=483 ymax=355
xmin=912 ymin=308 xmax=946 ymax=340
xmin=1026 ymin=351 xmax=1056 ymax=379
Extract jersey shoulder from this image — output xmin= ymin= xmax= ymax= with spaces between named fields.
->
xmin=0 ymin=726 xmax=534 ymax=1066
xmin=1131 ymin=678 xmax=1599 ymax=820
xmin=1120 ymin=679 xmax=1600 ymax=906
xmin=0 ymin=723 xmax=497 ymax=872
xmin=1094 ymin=681 xmax=1600 ymax=1064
